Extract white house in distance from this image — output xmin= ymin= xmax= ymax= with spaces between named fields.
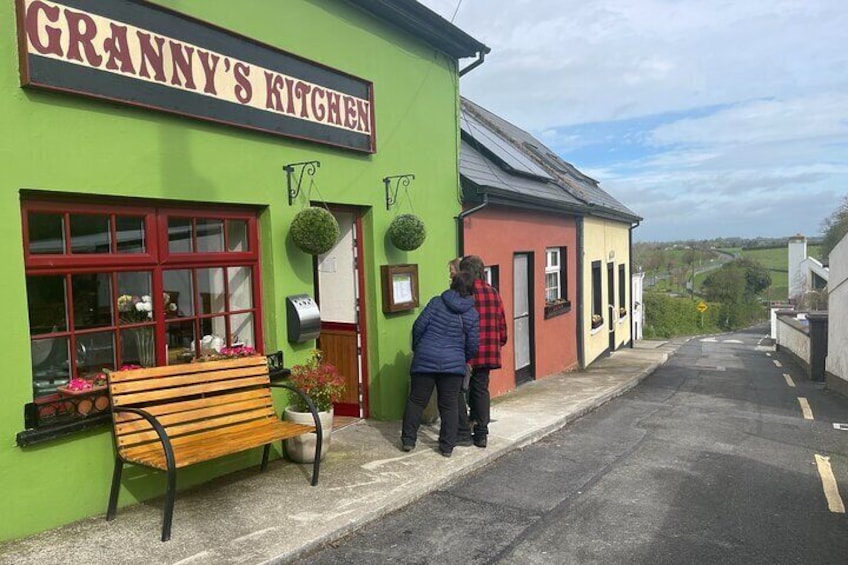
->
xmin=788 ymin=234 xmax=828 ymax=302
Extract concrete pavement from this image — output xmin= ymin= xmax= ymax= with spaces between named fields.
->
xmin=0 ymin=339 xmax=681 ymax=565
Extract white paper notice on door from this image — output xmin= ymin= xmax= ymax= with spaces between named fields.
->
xmin=392 ymin=273 xmax=413 ymax=304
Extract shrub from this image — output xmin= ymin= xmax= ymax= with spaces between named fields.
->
xmin=388 ymin=214 xmax=426 ymax=251
xmin=290 ymin=207 xmax=339 ymax=255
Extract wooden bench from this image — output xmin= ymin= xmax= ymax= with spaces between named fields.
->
xmin=105 ymin=355 xmax=322 ymax=541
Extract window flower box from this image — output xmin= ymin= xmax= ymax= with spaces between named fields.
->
xmin=591 ymin=314 xmax=604 ymax=330
xmin=544 ymin=299 xmax=571 ymax=319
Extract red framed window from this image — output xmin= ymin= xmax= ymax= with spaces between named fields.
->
xmin=23 ymin=199 xmax=263 ymax=400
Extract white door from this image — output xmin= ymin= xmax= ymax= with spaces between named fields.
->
xmin=513 ymin=253 xmax=533 ymax=384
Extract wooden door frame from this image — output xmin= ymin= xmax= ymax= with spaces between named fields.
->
xmin=313 ymin=204 xmax=370 ymax=418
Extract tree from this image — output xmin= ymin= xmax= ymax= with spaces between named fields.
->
xmin=701 ymin=259 xmax=770 ymax=329
xmin=821 ymin=195 xmax=848 ymax=263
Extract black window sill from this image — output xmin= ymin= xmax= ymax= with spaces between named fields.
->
xmin=544 ymin=300 xmax=572 ymax=319
xmin=17 ymin=413 xmax=110 ymax=447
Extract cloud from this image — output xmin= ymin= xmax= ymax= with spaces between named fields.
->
xmin=418 ymin=0 xmax=848 ymax=241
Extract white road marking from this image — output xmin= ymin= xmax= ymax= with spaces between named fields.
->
xmin=798 ymin=397 xmax=814 ymax=420
xmin=766 ymin=352 xmax=772 ymax=357
xmin=724 ymin=339 xmax=743 ymax=344
xmin=783 ymin=373 xmax=796 ymax=388
xmin=773 ymin=360 xmax=782 ymax=367
xmin=834 ymin=423 xmax=848 ymax=431
xmin=700 ymin=337 xmax=718 ymax=342
xmin=814 ymin=454 xmax=846 ymax=513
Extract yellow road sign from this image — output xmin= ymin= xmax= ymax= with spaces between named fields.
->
xmin=697 ymin=301 xmax=708 ymax=313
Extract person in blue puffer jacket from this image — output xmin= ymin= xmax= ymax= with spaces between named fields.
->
xmin=401 ymin=270 xmax=479 ymax=457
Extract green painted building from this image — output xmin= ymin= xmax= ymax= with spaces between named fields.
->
xmin=0 ymin=0 xmax=487 ymax=541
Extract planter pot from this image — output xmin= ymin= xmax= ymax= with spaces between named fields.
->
xmin=283 ymin=406 xmax=333 ymax=463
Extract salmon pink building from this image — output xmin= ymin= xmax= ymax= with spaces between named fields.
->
xmin=459 ymin=98 xmax=641 ymax=395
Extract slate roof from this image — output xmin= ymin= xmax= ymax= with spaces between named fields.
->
xmin=460 ymin=97 xmax=641 ymax=223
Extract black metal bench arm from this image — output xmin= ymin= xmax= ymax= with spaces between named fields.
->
xmin=269 ymin=381 xmax=322 ymax=486
xmin=107 ymin=406 xmax=177 ymax=542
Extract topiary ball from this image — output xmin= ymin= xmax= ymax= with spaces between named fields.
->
xmin=290 ymin=207 xmax=340 ymax=255
xmin=388 ymin=214 xmax=426 ymax=251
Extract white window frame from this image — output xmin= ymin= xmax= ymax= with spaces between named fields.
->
xmin=545 ymin=247 xmax=561 ymax=303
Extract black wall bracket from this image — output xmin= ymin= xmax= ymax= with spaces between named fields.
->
xmin=383 ymin=174 xmax=415 ymax=210
xmin=284 ymin=160 xmax=321 ymax=206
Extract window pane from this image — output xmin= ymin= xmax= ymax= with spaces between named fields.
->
xmin=197 ymin=219 xmax=224 ymax=253
xmin=166 ymin=320 xmax=196 ymax=365
xmin=27 ymin=275 xmax=67 ymax=334
xmin=116 ymin=216 xmax=146 ymax=253
xmin=168 ymin=218 xmax=193 ymax=253
xmin=121 ymin=327 xmax=156 ymax=368
xmin=28 ymin=212 xmax=65 ymax=254
xmin=227 ymin=220 xmax=249 ymax=252
xmin=228 ymin=267 xmax=253 ymax=310
xmin=197 ymin=268 xmax=226 ymax=314
xmin=31 ymin=337 xmax=70 ymax=397
xmin=72 ymin=273 xmax=113 ymax=330
xmin=229 ymin=313 xmax=255 ymax=347
xmin=200 ymin=316 xmax=227 ymax=353
xmin=163 ymin=269 xmax=194 ymax=318
xmin=70 ymin=214 xmax=111 ymax=254
xmin=77 ymin=331 xmax=116 ymax=375
xmin=117 ymin=272 xmax=153 ymax=325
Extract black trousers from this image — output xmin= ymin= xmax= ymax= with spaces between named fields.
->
xmin=457 ymin=368 xmax=491 ymax=439
xmin=401 ymin=373 xmax=463 ymax=453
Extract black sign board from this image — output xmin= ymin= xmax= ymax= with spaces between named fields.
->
xmin=16 ymin=0 xmax=376 ymax=152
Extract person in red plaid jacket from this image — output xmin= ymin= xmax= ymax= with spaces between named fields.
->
xmin=457 ymin=255 xmax=507 ymax=448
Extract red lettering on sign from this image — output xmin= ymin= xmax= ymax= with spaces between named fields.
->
xmin=137 ymin=32 xmax=166 ymax=82
xmin=197 ymin=50 xmax=220 ymax=95
xmin=343 ymin=96 xmax=357 ymax=129
xmin=25 ymin=0 xmax=63 ymax=57
xmin=281 ymin=78 xmax=295 ymax=115
xmin=356 ymin=99 xmax=370 ymax=133
xmin=104 ymin=23 xmax=135 ymax=74
xmin=65 ymin=9 xmax=102 ymax=67
xmin=293 ymin=81 xmax=312 ymax=119
xmin=326 ymin=91 xmax=341 ymax=126
xmin=264 ymin=71 xmax=284 ymax=111
xmin=169 ymin=41 xmax=196 ymax=90
xmin=233 ymin=62 xmax=252 ymax=104
xmin=310 ymin=87 xmax=326 ymax=122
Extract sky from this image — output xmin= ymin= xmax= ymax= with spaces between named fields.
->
xmin=417 ymin=0 xmax=848 ymax=242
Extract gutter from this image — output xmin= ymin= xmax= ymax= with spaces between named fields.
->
xmin=456 ymin=193 xmax=489 ymax=256
xmin=576 ymin=216 xmax=585 ymax=368
xmin=459 ymin=50 xmax=486 ymax=77
xmin=629 ymin=220 xmax=640 ymax=348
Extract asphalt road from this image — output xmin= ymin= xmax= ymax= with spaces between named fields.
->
xmin=297 ymin=327 xmax=848 ymax=564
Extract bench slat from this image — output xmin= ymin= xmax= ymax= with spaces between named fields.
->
xmin=112 ymin=376 xmax=269 ymax=406
xmin=108 ymin=356 xmax=267 ymax=383
xmin=114 ymin=397 xmax=275 ymax=435
xmin=118 ymin=408 xmax=277 ymax=447
xmin=110 ymin=366 xmax=269 ymax=394
xmin=113 ymin=389 xmax=273 ymax=424
xmin=120 ymin=420 xmax=314 ymax=468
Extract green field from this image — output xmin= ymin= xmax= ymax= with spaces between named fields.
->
xmin=716 ymin=245 xmax=822 ymax=301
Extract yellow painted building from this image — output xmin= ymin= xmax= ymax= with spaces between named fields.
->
xmin=581 ymin=216 xmax=635 ymax=367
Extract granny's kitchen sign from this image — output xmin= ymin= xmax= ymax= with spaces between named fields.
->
xmin=16 ymin=0 xmax=375 ymax=152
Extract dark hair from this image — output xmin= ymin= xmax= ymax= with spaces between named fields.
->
xmin=450 ymin=270 xmax=475 ymax=297
xmin=459 ymin=255 xmax=485 ymax=280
